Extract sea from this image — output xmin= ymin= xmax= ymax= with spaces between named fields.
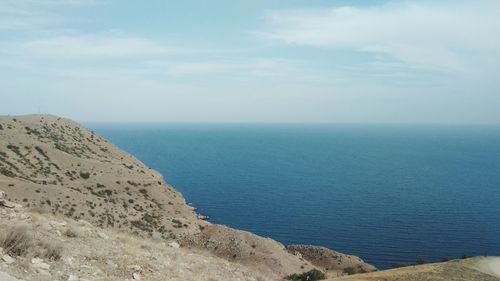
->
xmin=88 ymin=123 xmax=500 ymax=269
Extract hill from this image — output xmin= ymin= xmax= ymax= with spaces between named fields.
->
xmin=0 ymin=114 xmax=375 ymax=280
xmin=327 ymin=257 xmax=500 ymax=281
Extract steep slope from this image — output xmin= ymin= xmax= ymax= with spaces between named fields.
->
xmin=183 ymin=225 xmax=317 ymax=278
xmin=0 ymin=198 xmax=270 ymax=281
xmin=0 ymin=114 xmax=203 ymax=239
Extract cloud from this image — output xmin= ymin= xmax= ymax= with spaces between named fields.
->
xmin=258 ymin=1 xmax=500 ymax=72
xmin=0 ymin=0 xmax=100 ymax=30
xmin=146 ymin=58 xmax=297 ymax=77
xmin=17 ymin=34 xmax=179 ymax=58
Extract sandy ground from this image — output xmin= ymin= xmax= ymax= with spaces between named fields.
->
xmin=327 ymin=257 xmax=500 ymax=281
xmin=475 ymin=257 xmax=500 ymax=278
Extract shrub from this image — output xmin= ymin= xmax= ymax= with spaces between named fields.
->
xmin=64 ymin=226 xmax=79 ymax=238
xmin=0 ymin=223 xmax=33 ymax=256
xmin=38 ymin=240 xmax=63 ymax=260
xmin=34 ymin=146 xmax=49 ymax=160
xmin=343 ymin=267 xmax=356 ymax=275
xmin=286 ymin=269 xmax=326 ymax=281
xmin=79 ymin=171 xmax=90 ymax=179
xmin=0 ymin=167 xmax=16 ymax=177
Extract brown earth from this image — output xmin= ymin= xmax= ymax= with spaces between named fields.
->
xmin=327 ymin=257 xmax=500 ymax=281
xmin=286 ymin=245 xmax=376 ymax=276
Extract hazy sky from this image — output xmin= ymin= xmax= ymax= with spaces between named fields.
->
xmin=1 ymin=0 xmax=499 ymax=123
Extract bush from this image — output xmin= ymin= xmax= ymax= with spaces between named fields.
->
xmin=286 ymin=269 xmax=326 ymax=281
xmin=343 ymin=267 xmax=356 ymax=275
xmin=79 ymin=171 xmax=90 ymax=179
xmin=38 ymin=240 xmax=63 ymax=260
xmin=64 ymin=226 xmax=79 ymax=238
xmin=0 ymin=223 xmax=33 ymax=256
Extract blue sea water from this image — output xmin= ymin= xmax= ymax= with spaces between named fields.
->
xmin=88 ymin=123 xmax=500 ymax=269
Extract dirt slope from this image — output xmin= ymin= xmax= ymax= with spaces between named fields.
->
xmin=327 ymin=257 xmax=500 ymax=281
xmin=0 ymin=199 xmax=270 ymax=281
xmin=286 ymin=245 xmax=376 ymax=275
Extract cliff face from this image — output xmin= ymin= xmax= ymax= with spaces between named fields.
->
xmin=0 ymin=114 xmax=376 ymax=280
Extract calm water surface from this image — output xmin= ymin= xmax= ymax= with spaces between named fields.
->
xmin=89 ymin=124 xmax=500 ymax=269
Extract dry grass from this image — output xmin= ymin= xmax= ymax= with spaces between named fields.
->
xmin=64 ymin=226 xmax=80 ymax=238
xmin=0 ymin=222 xmax=63 ymax=260
xmin=0 ymin=223 xmax=33 ymax=256
xmin=37 ymin=240 xmax=63 ymax=260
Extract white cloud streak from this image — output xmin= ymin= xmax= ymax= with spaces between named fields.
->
xmin=18 ymin=35 xmax=178 ymax=57
xmin=145 ymin=58 xmax=297 ymax=77
xmin=0 ymin=0 xmax=100 ymax=30
xmin=259 ymin=1 xmax=500 ymax=72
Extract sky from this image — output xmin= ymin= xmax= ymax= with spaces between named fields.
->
xmin=0 ymin=0 xmax=499 ymax=123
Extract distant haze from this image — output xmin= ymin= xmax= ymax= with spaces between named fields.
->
xmin=1 ymin=0 xmax=499 ymax=124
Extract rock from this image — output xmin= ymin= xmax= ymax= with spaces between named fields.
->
xmin=31 ymin=258 xmax=50 ymax=270
xmin=106 ymin=258 xmax=116 ymax=267
xmin=0 ymin=271 xmax=23 ymax=281
xmin=127 ymin=265 xmax=142 ymax=272
xmin=0 ymin=199 xmax=16 ymax=208
xmin=77 ymin=220 xmax=92 ymax=227
xmin=67 ymin=274 xmax=79 ymax=281
xmin=133 ymin=273 xmax=141 ymax=280
xmin=36 ymin=268 xmax=51 ymax=277
xmin=49 ymin=221 xmax=67 ymax=227
xmin=292 ymin=251 xmax=302 ymax=259
xmin=2 ymin=255 xmax=15 ymax=265
xmin=196 ymin=214 xmax=210 ymax=220
xmin=31 ymin=257 xmax=43 ymax=264
xmin=63 ymin=256 xmax=75 ymax=266
xmin=97 ymin=232 xmax=109 ymax=240
xmin=168 ymin=241 xmax=180 ymax=249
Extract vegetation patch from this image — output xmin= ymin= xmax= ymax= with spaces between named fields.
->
xmin=0 ymin=167 xmax=16 ymax=177
xmin=171 ymin=219 xmax=183 ymax=228
xmin=286 ymin=269 xmax=326 ymax=281
xmin=80 ymin=171 xmax=90 ymax=179
xmin=0 ymin=223 xmax=33 ymax=256
xmin=343 ymin=267 xmax=356 ymax=275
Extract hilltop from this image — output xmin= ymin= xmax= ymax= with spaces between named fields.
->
xmin=0 ymin=114 xmax=375 ymax=280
